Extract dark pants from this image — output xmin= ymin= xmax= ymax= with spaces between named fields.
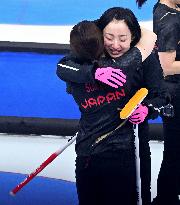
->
xmin=153 ymin=89 xmax=180 ymax=205
xmin=75 ymin=150 xmax=137 ymax=205
xmin=139 ymin=120 xmax=151 ymax=205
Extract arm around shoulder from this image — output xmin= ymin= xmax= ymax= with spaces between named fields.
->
xmin=135 ymin=28 xmax=157 ymax=62
xmin=56 ymin=55 xmax=96 ymax=83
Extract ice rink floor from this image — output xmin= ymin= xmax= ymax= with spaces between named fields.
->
xmin=0 ymin=133 xmax=164 ymax=203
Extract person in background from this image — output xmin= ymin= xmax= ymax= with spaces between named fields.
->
xmin=57 ymin=7 xmax=168 ymax=205
xmin=137 ymin=0 xmax=180 ymax=204
xmin=153 ymin=0 xmax=180 ymax=204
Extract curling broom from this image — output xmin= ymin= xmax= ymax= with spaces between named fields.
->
xmin=10 ymin=133 xmax=78 ymax=196
xmin=10 ymin=88 xmax=148 ymax=197
xmin=120 ymin=88 xmax=148 ymax=205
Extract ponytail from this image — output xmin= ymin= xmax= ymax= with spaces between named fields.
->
xmin=136 ymin=0 xmax=160 ymax=9
xmin=136 ymin=0 xmax=147 ymax=8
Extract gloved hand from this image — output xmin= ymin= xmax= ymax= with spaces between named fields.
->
xmin=129 ymin=104 xmax=148 ymax=124
xmin=95 ymin=67 xmax=126 ymax=88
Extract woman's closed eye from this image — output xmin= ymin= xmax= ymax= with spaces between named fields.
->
xmin=120 ymin=39 xmax=126 ymax=43
xmin=119 ymin=36 xmax=127 ymax=42
xmin=104 ymin=35 xmax=113 ymax=41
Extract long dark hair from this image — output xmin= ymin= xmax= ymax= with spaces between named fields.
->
xmin=96 ymin=7 xmax=141 ymax=48
xmin=136 ymin=0 xmax=148 ymax=8
xmin=136 ymin=0 xmax=160 ymax=12
xmin=70 ymin=20 xmax=104 ymax=61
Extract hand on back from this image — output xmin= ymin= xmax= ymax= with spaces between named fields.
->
xmin=95 ymin=67 xmax=126 ymax=88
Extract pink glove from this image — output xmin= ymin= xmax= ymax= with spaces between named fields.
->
xmin=129 ymin=104 xmax=148 ymax=124
xmin=95 ymin=67 xmax=126 ymax=88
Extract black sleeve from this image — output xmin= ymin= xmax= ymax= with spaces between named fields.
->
xmin=142 ymin=54 xmax=169 ymax=119
xmin=99 ymin=47 xmax=142 ymax=70
xmin=56 ymin=54 xmax=96 ymax=83
xmin=57 ymin=47 xmax=142 ymax=83
xmin=157 ymin=17 xmax=179 ymax=52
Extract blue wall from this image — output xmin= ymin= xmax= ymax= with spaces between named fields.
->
xmin=0 ymin=0 xmax=156 ymax=25
xmin=0 ymin=52 xmax=80 ymax=119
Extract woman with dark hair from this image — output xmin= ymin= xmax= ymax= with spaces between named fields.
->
xmin=137 ymin=0 xmax=180 ymax=204
xmin=69 ymin=21 xmax=104 ymax=61
xmin=152 ymin=1 xmax=180 ymax=205
xmin=56 ymin=7 xmax=168 ymax=205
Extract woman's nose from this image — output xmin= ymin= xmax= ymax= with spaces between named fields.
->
xmin=111 ymin=39 xmax=121 ymax=49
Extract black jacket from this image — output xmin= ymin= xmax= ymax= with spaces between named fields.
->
xmin=153 ymin=3 xmax=180 ymax=83
xmin=57 ymin=47 xmax=168 ymax=156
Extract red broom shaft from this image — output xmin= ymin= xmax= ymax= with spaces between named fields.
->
xmin=10 ymin=134 xmax=77 ymax=196
xmin=10 ymin=152 xmax=58 ymax=195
